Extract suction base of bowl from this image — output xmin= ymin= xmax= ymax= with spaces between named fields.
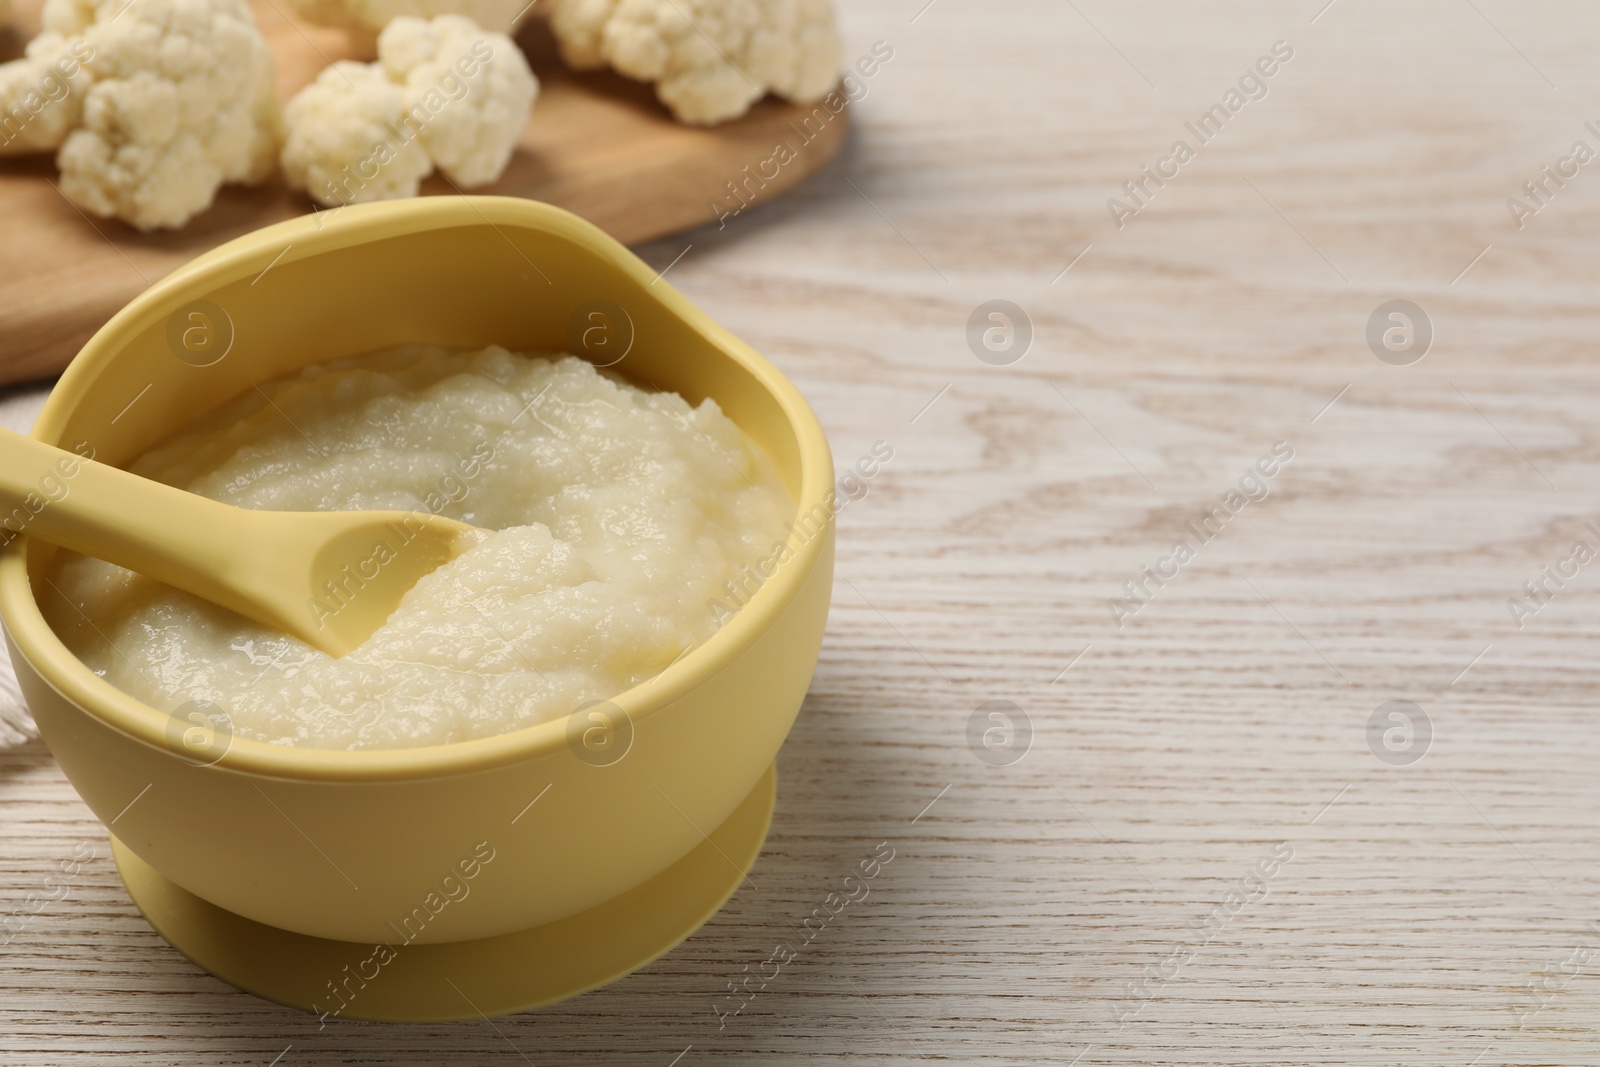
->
xmin=109 ymin=764 xmax=776 ymax=1022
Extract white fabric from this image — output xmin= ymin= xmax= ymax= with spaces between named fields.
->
xmin=0 ymin=383 xmax=55 ymax=747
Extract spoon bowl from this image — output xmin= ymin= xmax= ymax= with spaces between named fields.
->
xmin=0 ymin=427 xmax=478 ymax=657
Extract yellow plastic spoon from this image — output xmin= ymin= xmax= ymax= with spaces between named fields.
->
xmin=0 ymin=427 xmax=479 ymax=657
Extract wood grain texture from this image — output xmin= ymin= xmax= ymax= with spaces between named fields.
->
xmin=7 ymin=0 xmax=1600 ymax=1063
xmin=0 ymin=0 xmax=847 ymax=385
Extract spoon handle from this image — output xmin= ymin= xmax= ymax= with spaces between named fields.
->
xmin=0 ymin=426 xmax=249 ymax=604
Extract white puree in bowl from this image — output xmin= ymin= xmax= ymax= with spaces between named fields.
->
xmin=46 ymin=345 xmax=792 ymax=750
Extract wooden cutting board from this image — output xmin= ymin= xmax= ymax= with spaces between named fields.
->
xmin=0 ymin=1 xmax=848 ymax=386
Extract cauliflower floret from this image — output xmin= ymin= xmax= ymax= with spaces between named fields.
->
xmin=281 ymin=61 xmax=432 ymax=204
xmin=39 ymin=0 xmax=97 ymax=34
xmin=379 ymin=14 xmax=534 ymax=185
xmin=0 ymin=32 xmax=93 ymax=155
xmin=282 ymin=15 xmax=535 ymax=207
xmin=0 ymin=0 xmax=281 ymax=230
xmin=547 ymin=0 xmax=841 ymax=125
xmin=285 ymin=0 xmax=530 ymax=46
xmin=546 ymin=0 xmax=612 ymax=67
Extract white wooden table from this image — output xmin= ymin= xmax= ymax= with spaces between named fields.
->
xmin=6 ymin=1 xmax=1600 ymax=1063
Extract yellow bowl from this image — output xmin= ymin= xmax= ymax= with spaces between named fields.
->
xmin=0 ymin=198 xmax=834 ymax=1015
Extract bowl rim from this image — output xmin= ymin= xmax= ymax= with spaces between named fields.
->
xmin=0 ymin=197 xmax=834 ymax=783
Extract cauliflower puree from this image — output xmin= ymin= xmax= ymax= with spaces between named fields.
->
xmin=45 ymin=345 xmax=792 ymax=750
